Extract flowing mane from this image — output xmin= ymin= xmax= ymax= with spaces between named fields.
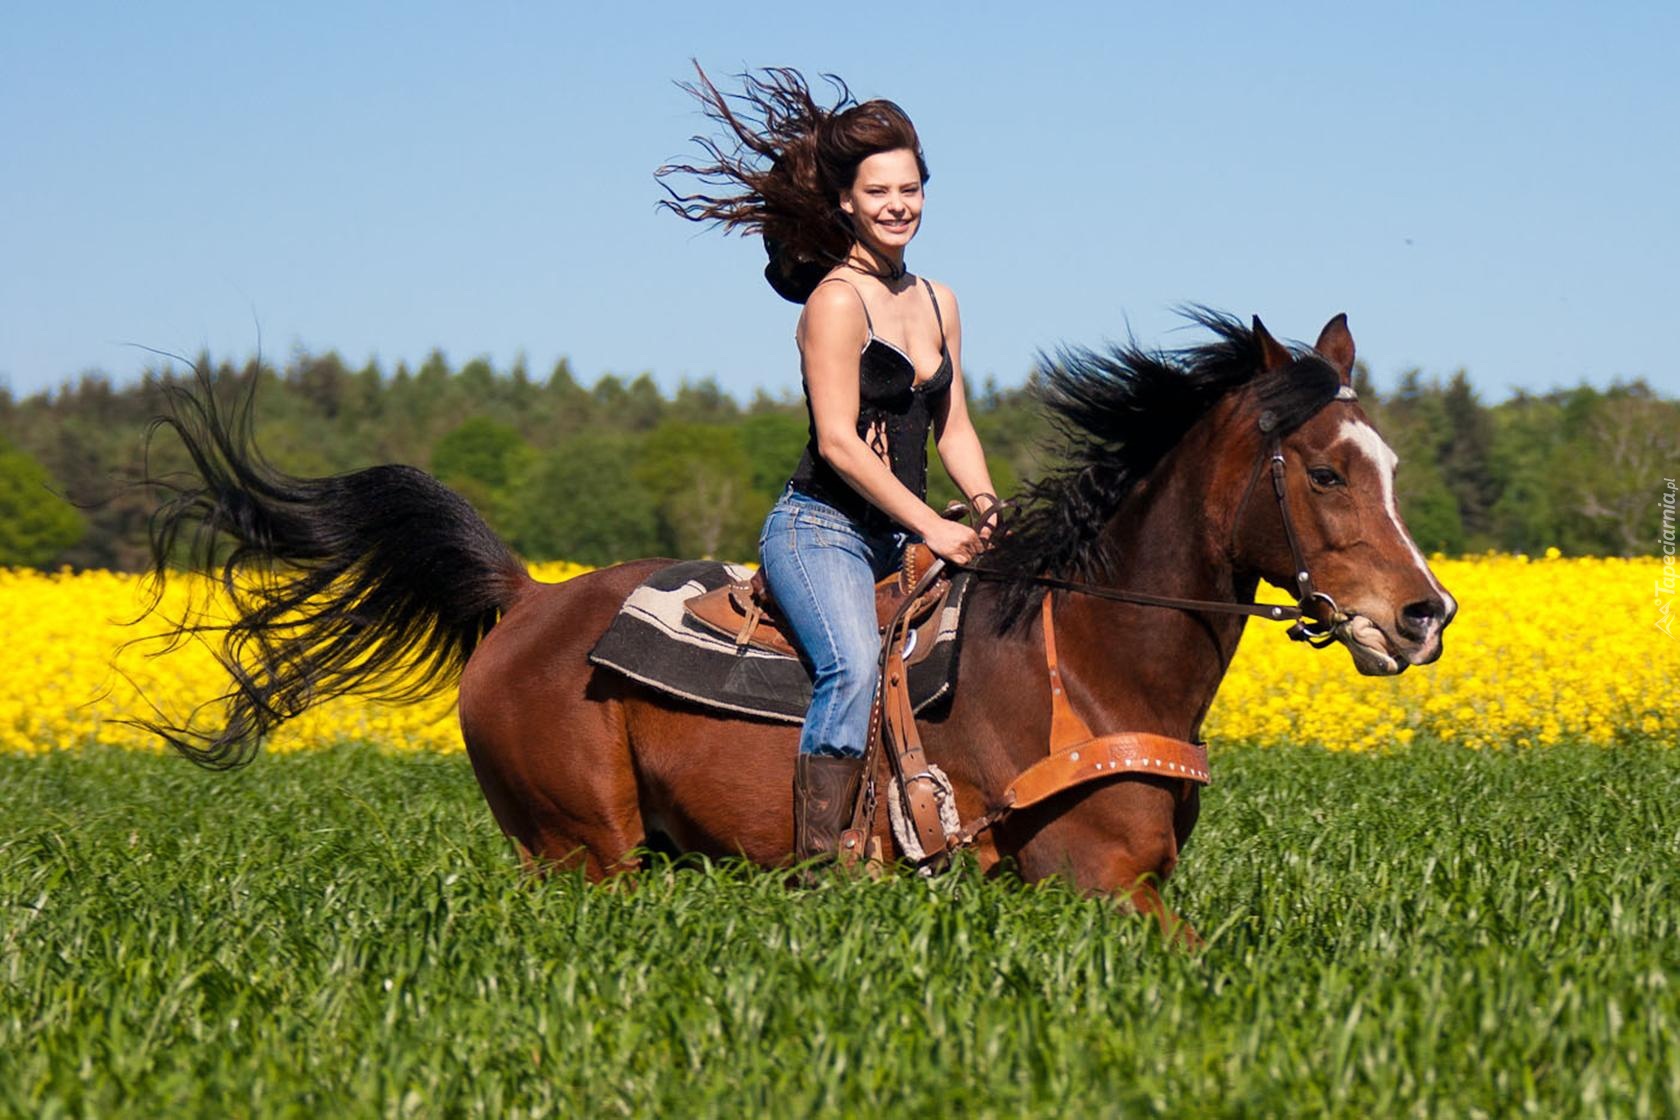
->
xmin=981 ymin=308 xmax=1344 ymax=628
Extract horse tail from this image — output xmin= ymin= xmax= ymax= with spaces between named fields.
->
xmin=134 ymin=370 xmax=535 ymax=769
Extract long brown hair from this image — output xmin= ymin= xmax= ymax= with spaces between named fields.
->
xmin=656 ymin=64 xmax=929 ymax=302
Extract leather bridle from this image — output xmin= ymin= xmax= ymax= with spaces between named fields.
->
xmin=863 ymin=383 xmax=1362 ymax=863
xmin=958 ymin=383 xmax=1360 ymax=645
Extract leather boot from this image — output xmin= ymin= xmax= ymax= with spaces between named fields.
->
xmin=793 ymin=754 xmax=866 ymax=864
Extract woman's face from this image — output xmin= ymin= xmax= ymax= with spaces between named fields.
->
xmin=839 ymin=148 xmax=924 ymax=255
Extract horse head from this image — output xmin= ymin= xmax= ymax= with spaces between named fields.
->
xmin=1225 ymin=314 xmax=1457 ymax=675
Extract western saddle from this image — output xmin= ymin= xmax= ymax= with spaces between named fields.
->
xmin=682 ymin=540 xmax=951 ymax=661
xmin=683 ymin=503 xmax=1212 ymax=870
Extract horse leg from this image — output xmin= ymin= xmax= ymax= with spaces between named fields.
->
xmin=1005 ymin=775 xmax=1203 ymax=947
xmin=461 ymin=690 xmax=647 ymax=878
xmin=457 ymin=573 xmax=662 ymax=880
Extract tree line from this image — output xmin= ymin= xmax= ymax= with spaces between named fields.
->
xmin=0 ymin=348 xmax=1673 ymax=569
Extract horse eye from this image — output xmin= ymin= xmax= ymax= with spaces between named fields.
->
xmin=1309 ymin=467 xmax=1344 ymax=488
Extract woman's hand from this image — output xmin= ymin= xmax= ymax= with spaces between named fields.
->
xmin=922 ymin=518 xmax=984 ymax=566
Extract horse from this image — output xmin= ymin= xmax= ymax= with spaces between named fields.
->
xmin=139 ymin=310 xmax=1454 ymax=942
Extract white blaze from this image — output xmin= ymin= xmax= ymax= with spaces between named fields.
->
xmin=1335 ymin=419 xmax=1457 ymax=617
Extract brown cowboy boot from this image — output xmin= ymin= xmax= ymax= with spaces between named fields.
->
xmin=793 ymin=754 xmax=866 ymax=864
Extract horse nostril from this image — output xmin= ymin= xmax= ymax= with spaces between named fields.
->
xmin=1398 ymin=597 xmax=1444 ymax=641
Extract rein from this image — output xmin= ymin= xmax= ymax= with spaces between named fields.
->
xmin=959 ymin=384 xmax=1361 ymax=647
xmin=868 ymin=384 xmax=1361 ymax=865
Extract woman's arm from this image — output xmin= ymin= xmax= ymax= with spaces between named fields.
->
xmin=926 ymin=284 xmax=1000 ymax=515
xmin=800 ymin=283 xmax=981 ymax=560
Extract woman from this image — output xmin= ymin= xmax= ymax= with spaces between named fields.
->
xmin=658 ymin=67 xmax=999 ymax=861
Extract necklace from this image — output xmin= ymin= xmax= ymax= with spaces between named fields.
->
xmin=845 ymin=255 xmax=907 ymax=283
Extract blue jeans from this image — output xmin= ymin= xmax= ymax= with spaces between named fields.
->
xmin=759 ymin=488 xmax=909 ymax=758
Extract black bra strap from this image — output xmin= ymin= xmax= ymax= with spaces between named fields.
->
xmin=817 ymin=276 xmax=874 ymax=333
xmin=921 ymin=278 xmax=947 ymax=352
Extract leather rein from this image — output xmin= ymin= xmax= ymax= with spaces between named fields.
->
xmin=959 ymin=383 xmax=1361 ymax=647
xmin=861 ymin=387 xmax=1361 ymax=865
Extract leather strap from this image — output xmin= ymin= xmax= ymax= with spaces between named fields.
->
xmin=967 ymin=569 xmax=1305 ymax=623
xmin=733 ymin=603 xmax=763 ymax=649
xmin=945 ymin=590 xmax=1211 ymax=852
xmin=1269 ymin=444 xmax=1316 ymax=611
xmin=956 ymin=428 xmax=1356 ymax=634
xmin=1042 ymin=592 xmax=1095 ymax=750
xmin=838 ymin=688 xmax=886 ymax=862
xmin=941 ymin=397 xmax=1382 ymax=852
xmin=1003 ymin=732 xmax=1210 ymax=810
xmin=877 ymin=558 xmax=957 ymax=863
xmin=881 ymin=643 xmax=948 ymax=859
xmin=1040 ymin=591 xmax=1208 ymax=783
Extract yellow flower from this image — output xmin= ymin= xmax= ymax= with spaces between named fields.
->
xmin=1 ymin=554 xmax=1675 ymax=755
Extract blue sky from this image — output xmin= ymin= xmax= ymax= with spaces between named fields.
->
xmin=3 ymin=2 xmax=1676 ymax=402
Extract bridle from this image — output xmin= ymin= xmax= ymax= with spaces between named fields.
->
xmin=866 ymin=382 xmax=1362 ymax=865
xmin=1229 ymin=382 xmax=1362 ymax=645
xmin=860 ymin=386 xmax=1357 ymax=866
xmin=959 ymin=383 xmax=1361 ymax=646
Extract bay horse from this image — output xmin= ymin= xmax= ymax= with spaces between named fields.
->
xmin=139 ymin=311 xmax=1454 ymax=941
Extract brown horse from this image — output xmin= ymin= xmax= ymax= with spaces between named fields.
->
xmin=141 ymin=311 xmax=1453 ymax=941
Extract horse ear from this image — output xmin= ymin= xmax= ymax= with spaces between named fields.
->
xmin=1253 ymin=316 xmax=1293 ymax=373
xmin=1314 ymin=313 xmax=1355 ymax=382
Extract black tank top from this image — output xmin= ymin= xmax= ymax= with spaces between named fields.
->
xmin=787 ymin=277 xmax=954 ymax=531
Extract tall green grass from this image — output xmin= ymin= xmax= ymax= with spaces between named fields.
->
xmin=3 ymin=742 xmax=1677 ymax=1118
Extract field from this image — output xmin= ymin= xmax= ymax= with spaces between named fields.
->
xmin=3 ymin=553 xmax=1676 ymax=754
xmin=3 ymin=742 xmax=1677 ymax=1118
xmin=4 ymin=554 xmax=1678 ymax=1116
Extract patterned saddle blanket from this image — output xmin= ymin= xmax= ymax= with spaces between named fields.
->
xmin=587 ymin=559 xmax=972 ymax=723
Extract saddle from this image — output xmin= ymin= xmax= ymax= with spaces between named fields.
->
xmin=683 ymin=541 xmax=952 ymax=661
xmin=682 ymin=525 xmax=962 ymax=870
xmin=684 ymin=501 xmax=1212 ymax=872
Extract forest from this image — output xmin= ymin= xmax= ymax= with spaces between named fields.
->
xmin=0 ymin=346 xmax=1673 ymax=569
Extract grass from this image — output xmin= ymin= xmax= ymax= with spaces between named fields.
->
xmin=2 ymin=741 xmax=1677 ymax=1118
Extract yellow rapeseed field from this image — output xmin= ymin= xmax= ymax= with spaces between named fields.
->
xmin=1 ymin=554 xmax=1673 ymax=755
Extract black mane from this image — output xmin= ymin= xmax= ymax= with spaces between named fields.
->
xmin=981 ymin=308 xmax=1343 ymax=629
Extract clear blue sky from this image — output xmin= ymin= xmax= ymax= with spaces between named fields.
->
xmin=3 ymin=2 xmax=1676 ymax=402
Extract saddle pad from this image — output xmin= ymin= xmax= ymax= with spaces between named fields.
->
xmin=588 ymin=559 xmax=972 ymax=723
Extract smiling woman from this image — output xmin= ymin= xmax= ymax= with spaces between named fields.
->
xmin=657 ymin=66 xmax=1003 ymax=863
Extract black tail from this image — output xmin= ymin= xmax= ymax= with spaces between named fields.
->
xmin=134 ymin=368 xmax=532 ymax=769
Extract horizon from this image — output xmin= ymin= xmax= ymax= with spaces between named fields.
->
xmin=5 ymin=336 xmax=1670 ymax=410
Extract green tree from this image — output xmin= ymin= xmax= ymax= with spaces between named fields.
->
xmin=1487 ymin=392 xmax=1566 ymax=553
xmin=633 ymin=422 xmax=758 ymax=559
xmin=351 ymin=358 xmax=385 ymax=418
xmin=511 ymin=433 xmax=661 ymax=564
xmin=6 ymin=335 xmax=1676 ymax=570
xmin=431 ymin=417 xmax=535 ymax=536
xmin=292 ymin=352 xmax=349 ymax=419
xmin=1566 ymin=384 xmax=1680 ymax=555
xmin=432 ymin=417 xmax=533 ymax=494
xmin=592 ymin=373 xmax=666 ymax=432
xmin=671 ymin=378 xmax=740 ymax=425
xmin=1393 ymin=464 xmax=1466 ymax=554
xmin=738 ymin=411 xmax=809 ymax=498
xmin=0 ymin=440 xmax=85 ymax=567
xmin=541 ymin=358 xmax=594 ymax=439
xmin=1438 ymin=371 xmax=1501 ymax=548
